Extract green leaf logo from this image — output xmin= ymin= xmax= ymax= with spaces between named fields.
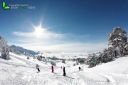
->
xmin=2 ymin=2 xmax=10 ymax=10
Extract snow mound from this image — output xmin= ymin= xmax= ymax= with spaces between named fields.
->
xmin=92 ymin=56 xmax=128 ymax=74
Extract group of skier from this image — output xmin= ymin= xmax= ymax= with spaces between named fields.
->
xmin=51 ymin=65 xmax=66 ymax=76
xmin=36 ymin=64 xmax=82 ymax=77
xmin=36 ymin=64 xmax=66 ymax=76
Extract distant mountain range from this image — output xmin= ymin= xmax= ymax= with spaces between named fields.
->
xmin=9 ymin=45 xmax=38 ymax=56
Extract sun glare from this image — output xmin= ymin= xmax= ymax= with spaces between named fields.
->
xmin=33 ymin=24 xmax=46 ymax=38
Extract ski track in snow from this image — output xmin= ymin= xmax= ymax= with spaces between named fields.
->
xmin=100 ymin=73 xmax=116 ymax=85
xmin=101 ymin=72 xmax=128 ymax=85
xmin=0 ymin=53 xmax=128 ymax=85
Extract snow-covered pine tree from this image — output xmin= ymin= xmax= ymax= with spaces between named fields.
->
xmin=0 ymin=36 xmax=10 ymax=60
xmin=108 ymin=27 xmax=127 ymax=57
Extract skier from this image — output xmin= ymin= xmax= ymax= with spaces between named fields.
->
xmin=79 ymin=66 xmax=81 ymax=71
xmin=63 ymin=66 xmax=66 ymax=76
xmin=36 ymin=64 xmax=40 ymax=73
xmin=51 ymin=65 xmax=54 ymax=73
xmin=27 ymin=56 xmax=29 ymax=59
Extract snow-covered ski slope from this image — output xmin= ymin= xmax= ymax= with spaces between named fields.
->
xmin=0 ymin=53 xmax=128 ymax=85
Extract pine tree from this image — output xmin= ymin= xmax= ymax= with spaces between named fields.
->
xmin=108 ymin=27 xmax=127 ymax=56
xmin=0 ymin=36 xmax=10 ymax=60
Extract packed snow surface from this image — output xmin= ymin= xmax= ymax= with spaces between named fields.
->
xmin=0 ymin=53 xmax=128 ymax=85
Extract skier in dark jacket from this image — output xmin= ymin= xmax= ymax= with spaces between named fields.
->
xmin=79 ymin=66 xmax=81 ymax=71
xmin=36 ymin=64 xmax=40 ymax=72
xmin=51 ymin=65 xmax=54 ymax=73
xmin=63 ymin=66 xmax=66 ymax=76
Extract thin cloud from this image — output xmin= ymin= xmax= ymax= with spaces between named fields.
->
xmin=12 ymin=31 xmax=64 ymax=39
xmin=13 ymin=32 xmax=34 ymax=38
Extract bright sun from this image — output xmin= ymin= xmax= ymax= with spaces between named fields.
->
xmin=33 ymin=24 xmax=46 ymax=38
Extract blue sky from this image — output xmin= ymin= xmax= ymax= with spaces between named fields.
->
xmin=1 ymin=0 xmax=128 ymax=52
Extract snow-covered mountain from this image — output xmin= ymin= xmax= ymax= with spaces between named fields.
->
xmin=0 ymin=52 xmax=128 ymax=85
xmin=9 ymin=45 xmax=38 ymax=56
